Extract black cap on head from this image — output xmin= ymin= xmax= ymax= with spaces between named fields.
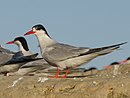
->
xmin=126 ymin=57 xmax=130 ymax=60
xmin=110 ymin=62 xmax=119 ymax=65
xmin=14 ymin=37 xmax=29 ymax=51
xmin=32 ymin=24 xmax=51 ymax=38
xmin=88 ymin=67 xmax=97 ymax=70
xmin=32 ymin=24 xmax=47 ymax=31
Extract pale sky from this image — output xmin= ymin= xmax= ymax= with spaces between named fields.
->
xmin=0 ymin=0 xmax=130 ymax=69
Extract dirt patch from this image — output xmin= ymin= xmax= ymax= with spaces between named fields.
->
xmin=0 ymin=64 xmax=130 ymax=98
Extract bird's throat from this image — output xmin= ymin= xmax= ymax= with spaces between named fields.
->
xmin=35 ymin=32 xmax=56 ymax=54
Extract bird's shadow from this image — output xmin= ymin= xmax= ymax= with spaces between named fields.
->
xmin=66 ymin=74 xmax=95 ymax=78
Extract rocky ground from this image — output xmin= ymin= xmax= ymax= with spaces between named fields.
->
xmin=0 ymin=64 xmax=130 ymax=98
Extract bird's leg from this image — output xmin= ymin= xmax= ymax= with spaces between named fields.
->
xmin=56 ymin=68 xmax=69 ymax=78
xmin=62 ymin=68 xmax=69 ymax=78
xmin=48 ymin=68 xmax=69 ymax=78
xmin=48 ymin=69 xmax=61 ymax=78
xmin=55 ymin=69 xmax=60 ymax=77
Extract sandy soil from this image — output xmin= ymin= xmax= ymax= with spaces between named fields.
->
xmin=0 ymin=64 xmax=130 ymax=98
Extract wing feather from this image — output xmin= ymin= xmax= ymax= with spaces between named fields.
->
xmin=43 ymin=43 xmax=90 ymax=62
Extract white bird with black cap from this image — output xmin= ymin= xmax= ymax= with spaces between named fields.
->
xmin=0 ymin=36 xmax=44 ymax=75
xmin=6 ymin=37 xmax=53 ymax=75
xmin=6 ymin=37 xmax=33 ymax=56
xmin=24 ymin=24 xmax=127 ymax=78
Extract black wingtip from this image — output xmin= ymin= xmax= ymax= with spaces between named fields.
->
xmin=2 ymin=58 xmax=43 ymax=65
xmin=84 ymin=42 xmax=127 ymax=55
xmin=106 ymin=42 xmax=128 ymax=49
xmin=118 ymin=42 xmax=128 ymax=46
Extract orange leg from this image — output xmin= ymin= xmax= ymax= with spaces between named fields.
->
xmin=48 ymin=69 xmax=60 ymax=78
xmin=55 ymin=69 xmax=60 ymax=78
xmin=62 ymin=69 xmax=69 ymax=78
xmin=48 ymin=68 xmax=69 ymax=78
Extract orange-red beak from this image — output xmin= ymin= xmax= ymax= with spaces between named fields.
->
xmin=24 ymin=30 xmax=35 ymax=36
xmin=6 ymin=41 xmax=15 ymax=44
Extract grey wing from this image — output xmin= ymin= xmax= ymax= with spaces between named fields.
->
xmin=0 ymin=46 xmax=15 ymax=65
xmin=44 ymin=43 xmax=90 ymax=61
xmin=4 ymin=53 xmax=39 ymax=65
xmin=0 ymin=45 xmax=39 ymax=65
xmin=20 ymin=59 xmax=47 ymax=68
xmin=13 ymin=51 xmax=24 ymax=58
xmin=13 ymin=51 xmax=38 ymax=59
xmin=0 ymin=46 xmax=25 ymax=65
xmin=0 ymin=45 xmax=15 ymax=54
xmin=0 ymin=51 xmax=14 ymax=65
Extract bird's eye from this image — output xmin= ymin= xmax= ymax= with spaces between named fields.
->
xmin=32 ymin=28 xmax=36 ymax=32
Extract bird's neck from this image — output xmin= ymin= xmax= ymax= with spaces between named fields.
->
xmin=17 ymin=44 xmax=31 ymax=56
xmin=17 ymin=44 xmax=27 ymax=52
xmin=35 ymin=31 xmax=57 ymax=54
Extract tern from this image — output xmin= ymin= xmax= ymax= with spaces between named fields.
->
xmin=6 ymin=36 xmax=40 ymax=64
xmin=0 ymin=45 xmax=15 ymax=65
xmin=6 ymin=37 xmax=51 ymax=75
xmin=104 ymin=62 xmax=120 ymax=75
xmin=0 ymin=37 xmax=43 ymax=75
xmin=0 ymin=48 xmax=41 ymax=75
xmin=110 ymin=62 xmax=120 ymax=75
xmin=24 ymin=24 xmax=127 ymax=78
xmin=120 ymin=57 xmax=130 ymax=64
xmin=6 ymin=37 xmax=33 ymax=56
